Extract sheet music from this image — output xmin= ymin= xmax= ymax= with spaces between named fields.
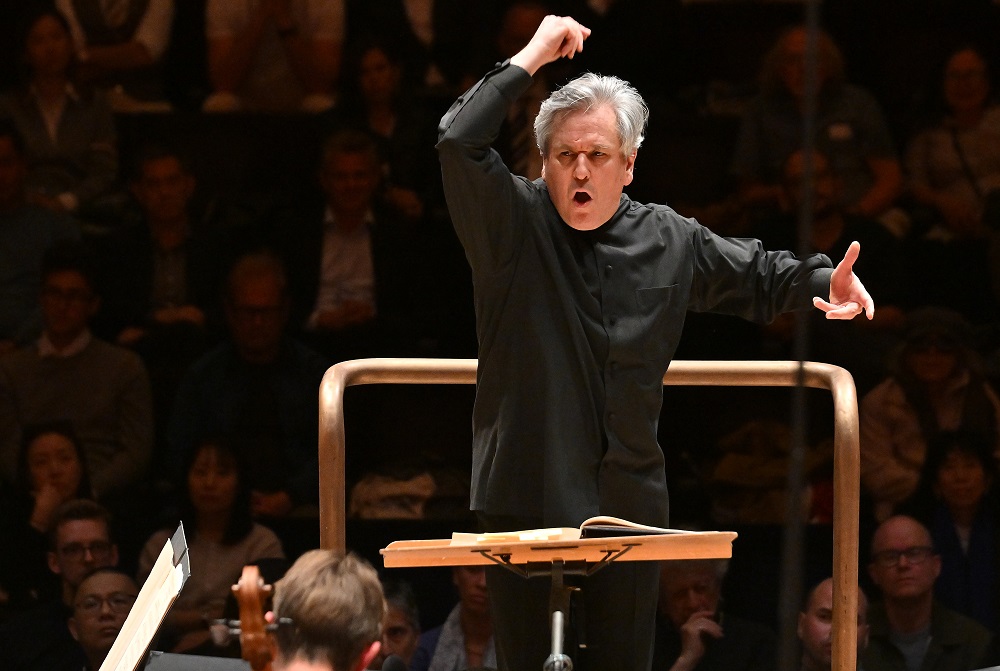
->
xmin=100 ymin=524 xmax=191 ymax=671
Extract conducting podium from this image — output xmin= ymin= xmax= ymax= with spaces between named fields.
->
xmin=318 ymin=358 xmax=862 ymax=671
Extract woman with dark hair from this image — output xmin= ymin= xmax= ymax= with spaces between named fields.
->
xmin=861 ymin=307 xmax=1000 ymax=521
xmin=136 ymin=438 xmax=283 ymax=653
xmin=0 ymin=420 xmax=93 ymax=608
xmin=0 ymin=7 xmax=118 ymax=219
xmin=330 ymin=35 xmax=441 ymax=222
xmin=899 ymin=430 xmax=1000 ymax=629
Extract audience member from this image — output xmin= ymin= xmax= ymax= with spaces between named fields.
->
xmin=904 ymin=45 xmax=1000 ymax=324
xmin=410 ymin=565 xmax=495 ymax=671
xmin=53 ymin=0 xmax=175 ymax=111
xmin=731 ymin=26 xmax=904 ymax=234
xmin=0 ymin=8 xmax=120 ymax=223
xmin=753 ymin=148 xmax=907 ymax=393
xmin=860 ymin=307 xmax=1000 ymax=521
xmin=862 ymin=515 xmax=993 ymax=671
xmin=0 ymin=498 xmax=118 ymax=671
xmin=370 ymin=577 xmax=421 ymax=670
xmin=202 ymin=0 xmax=344 ymax=114
xmin=0 ymin=241 xmax=153 ymax=501
xmin=798 ymin=577 xmax=869 ymax=671
xmin=271 ymin=549 xmax=385 ymax=671
xmin=137 ymin=437 xmax=284 ymax=653
xmin=97 ymin=142 xmax=220 ymax=455
xmin=0 ymin=421 xmax=93 ymax=609
xmin=0 ymin=118 xmax=79 ymax=352
xmin=345 ymin=0 xmax=499 ymax=95
xmin=280 ymin=129 xmax=421 ymax=361
xmin=653 ymin=559 xmax=775 ymax=671
xmin=332 ymin=36 xmax=440 ymax=222
xmin=899 ymin=430 xmax=1000 ymax=630
xmin=68 ymin=567 xmax=139 ymax=670
xmin=167 ymin=250 xmax=327 ymax=523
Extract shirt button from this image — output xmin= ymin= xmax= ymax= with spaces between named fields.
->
xmin=606 ymin=264 xmax=613 ymax=273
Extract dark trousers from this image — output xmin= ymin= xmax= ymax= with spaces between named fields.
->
xmin=478 ymin=513 xmax=660 ymax=671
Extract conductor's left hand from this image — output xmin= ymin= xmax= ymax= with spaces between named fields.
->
xmin=813 ymin=240 xmax=875 ymax=320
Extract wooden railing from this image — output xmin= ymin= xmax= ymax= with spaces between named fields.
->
xmin=318 ymin=358 xmax=860 ymax=671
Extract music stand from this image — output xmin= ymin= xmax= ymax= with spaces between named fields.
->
xmin=382 ymin=528 xmax=737 ymax=670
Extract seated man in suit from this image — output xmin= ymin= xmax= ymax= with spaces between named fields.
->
xmin=68 ymin=567 xmax=139 ymax=670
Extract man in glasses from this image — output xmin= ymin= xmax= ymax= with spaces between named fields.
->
xmin=862 ymin=515 xmax=993 ymax=671
xmin=68 ymin=567 xmax=139 ymax=670
xmin=0 ymin=499 xmax=120 ymax=670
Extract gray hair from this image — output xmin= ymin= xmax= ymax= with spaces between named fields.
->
xmin=534 ymin=72 xmax=648 ymax=158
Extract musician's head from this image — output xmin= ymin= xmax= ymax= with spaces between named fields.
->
xmin=272 ymin=550 xmax=386 ymax=671
xmin=47 ymin=499 xmax=118 ymax=599
xmin=68 ymin=567 xmax=138 ymax=669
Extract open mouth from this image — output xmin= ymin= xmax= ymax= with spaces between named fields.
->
xmin=573 ymin=191 xmax=592 ymax=205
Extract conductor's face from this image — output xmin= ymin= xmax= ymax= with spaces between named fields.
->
xmin=541 ymin=104 xmax=635 ymax=231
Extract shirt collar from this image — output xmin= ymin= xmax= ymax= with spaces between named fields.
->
xmin=38 ymin=329 xmax=92 ymax=358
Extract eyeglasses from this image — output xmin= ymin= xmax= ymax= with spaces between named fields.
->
xmin=58 ymin=541 xmax=114 ymax=561
xmin=871 ymin=546 xmax=935 ymax=568
xmin=75 ymin=592 xmax=136 ymax=616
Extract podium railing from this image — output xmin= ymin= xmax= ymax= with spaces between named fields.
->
xmin=318 ymin=358 xmax=860 ymax=671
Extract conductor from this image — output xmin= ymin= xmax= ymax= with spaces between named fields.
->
xmin=436 ymin=15 xmax=874 ymax=671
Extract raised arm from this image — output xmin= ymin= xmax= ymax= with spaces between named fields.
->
xmin=509 ymin=15 xmax=590 ymax=76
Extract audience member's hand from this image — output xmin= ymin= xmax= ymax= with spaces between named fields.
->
xmin=26 ymin=192 xmax=67 ymax=213
xmin=935 ymin=193 xmax=984 ymax=238
xmin=29 ymin=482 xmax=64 ymax=532
xmin=672 ymin=609 xmax=723 ymax=671
xmin=814 ymin=240 xmax=874 ymax=320
xmin=385 ymin=186 xmax=425 ymax=221
xmin=315 ymin=301 xmax=375 ymax=331
xmin=251 ymin=490 xmax=294 ymax=518
xmin=117 ymin=326 xmax=148 ymax=346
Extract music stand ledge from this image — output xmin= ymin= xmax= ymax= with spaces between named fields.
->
xmin=318 ymin=358 xmax=861 ymax=671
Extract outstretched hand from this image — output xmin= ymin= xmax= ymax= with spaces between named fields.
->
xmin=813 ymin=240 xmax=875 ymax=320
xmin=510 ymin=15 xmax=591 ymax=76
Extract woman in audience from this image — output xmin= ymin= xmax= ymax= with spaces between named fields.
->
xmin=904 ymin=45 xmax=1000 ymax=323
xmin=0 ymin=421 xmax=92 ymax=608
xmin=332 ymin=36 xmax=440 ymax=222
xmin=861 ymin=307 xmax=1000 ymax=521
xmin=0 ymin=8 xmax=118 ymax=221
xmin=137 ymin=437 xmax=284 ymax=653
xmin=906 ymin=45 xmax=1000 ymax=240
xmin=900 ymin=430 xmax=1000 ymax=629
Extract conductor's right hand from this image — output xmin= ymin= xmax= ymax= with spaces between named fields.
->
xmin=510 ymin=15 xmax=590 ymax=76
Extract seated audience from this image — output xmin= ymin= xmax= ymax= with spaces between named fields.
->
xmin=271 ymin=549 xmax=386 ymax=671
xmin=370 ymin=577 xmax=421 ymax=670
xmin=0 ymin=421 xmax=93 ymax=609
xmin=0 ymin=241 xmax=153 ymax=501
xmin=53 ymin=0 xmax=175 ymax=111
xmin=730 ymin=25 xmax=904 ymax=233
xmin=753 ymin=148 xmax=906 ymax=393
xmin=68 ymin=567 xmax=139 ymax=670
xmin=0 ymin=118 xmax=79 ymax=352
xmin=331 ymin=36 xmax=441 ymax=222
xmin=138 ymin=437 xmax=284 ymax=653
xmin=899 ymin=430 xmax=1000 ymax=629
xmin=0 ymin=499 xmax=119 ymax=671
xmin=97 ymin=142 xmax=220 ymax=456
xmin=167 ymin=250 xmax=327 ymax=522
xmin=202 ymin=0 xmax=343 ymax=113
xmin=904 ymin=44 xmax=1000 ymax=324
xmin=0 ymin=8 xmax=119 ymax=222
xmin=862 ymin=515 xmax=993 ymax=671
xmin=410 ymin=565 xmax=495 ymax=671
xmin=653 ymin=558 xmax=775 ymax=671
xmin=279 ymin=129 xmax=422 ymax=361
xmin=860 ymin=307 xmax=1000 ymax=521
xmin=798 ymin=577 xmax=869 ymax=671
